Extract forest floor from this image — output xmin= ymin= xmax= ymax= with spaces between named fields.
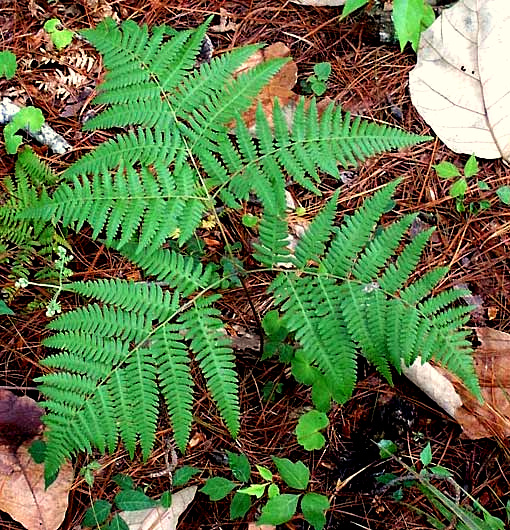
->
xmin=1 ymin=0 xmax=510 ymax=529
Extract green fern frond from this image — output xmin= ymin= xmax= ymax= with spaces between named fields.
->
xmin=179 ymin=296 xmax=240 ymax=437
xmin=267 ymin=181 xmax=480 ymax=402
xmin=38 ymin=278 xmax=239 ymax=478
xmin=252 ymin=211 xmax=292 ymax=268
xmin=109 ymin=242 xmax=219 ymax=297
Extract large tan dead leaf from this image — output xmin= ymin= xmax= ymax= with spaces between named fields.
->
xmin=0 ymin=441 xmax=73 ymax=530
xmin=403 ymin=328 xmax=510 ymax=440
xmin=119 ymin=486 xmax=197 ymax=530
xmin=409 ymin=0 xmax=510 ymax=160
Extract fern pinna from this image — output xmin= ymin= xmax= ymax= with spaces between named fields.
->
xmin=21 ymin=17 xmax=461 ymax=479
xmin=257 ymin=180 xmax=481 ymax=410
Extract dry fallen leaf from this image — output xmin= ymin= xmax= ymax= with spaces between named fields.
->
xmin=291 ymin=0 xmax=346 ymax=4
xmin=403 ymin=328 xmax=510 ymax=440
xmin=119 ymin=486 xmax=197 ymax=530
xmin=248 ymin=524 xmax=276 ymax=530
xmin=234 ymin=43 xmax=299 ymax=130
xmin=409 ymin=0 xmax=510 ymax=160
xmin=0 ymin=391 xmax=73 ymax=530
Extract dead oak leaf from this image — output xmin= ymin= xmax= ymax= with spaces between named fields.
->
xmin=0 ymin=390 xmax=42 ymax=451
xmin=0 ymin=441 xmax=73 ymax=530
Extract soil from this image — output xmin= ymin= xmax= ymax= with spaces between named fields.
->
xmin=1 ymin=1 xmax=510 ymax=529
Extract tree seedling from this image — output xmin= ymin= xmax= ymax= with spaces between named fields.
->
xmin=43 ymin=19 xmax=74 ymax=50
xmin=200 ymin=453 xmax=330 ymax=529
xmin=3 ymin=107 xmax=44 ymax=154
xmin=0 ymin=50 xmax=17 ymax=80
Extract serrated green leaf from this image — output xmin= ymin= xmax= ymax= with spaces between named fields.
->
xmin=238 ymin=483 xmax=268 ymax=499
xmin=112 ymin=473 xmax=134 ymax=490
xmin=313 ymin=62 xmax=331 ymax=81
xmin=341 ymin=0 xmax=369 ymax=19
xmin=4 ymin=106 xmax=45 ymax=154
xmin=301 ymin=492 xmax=330 ymax=530
xmin=311 ymin=378 xmax=332 ymax=412
xmin=173 ymin=466 xmax=201 ymax=487
xmin=257 ymin=494 xmax=300 ymax=526
xmin=478 ymin=181 xmax=490 ymax=191
xmin=311 ymin=80 xmax=327 ymax=96
xmin=256 ymin=465 xmax=273 ymax=482
xmin=464 ymin=154 xmax=479 ymax=178
xmin=0 ymin=51 xmax=17 ymax=79
xmin=434 ymin=161 xmax=461 ymax=179
xmin=377 ymin=439 xmax=397 ymax=458
xmin=450 ymin=177 xmax=468 ymax=198
xmin=272 ymin=457 xmax=309 ymax=490
xmin=291 ymin=351 xmax=320 ymax=385
xmin=497 ymin=185 xmax=510 ymax=205
xmin=420 ymin=442 xmax=433 ymax=467
xmin=43 ymin=19 xmax=73 ymax=50
xmin=376 ymin=473 xmax=397 ymax=484
xmin=226 ymin=451 xmax=251 ymax=482
xmin=83 ymin=500 xmax=112 ymax=527
xmin=230 ymin=491 xmax=252 ymax=519
xmin=115 ymin=490 xmax=156 ymax=511
xmin=200 ymin=477 xmax=236 ymax=501
xmin=296 ymin=410 xmax=329 ymax=451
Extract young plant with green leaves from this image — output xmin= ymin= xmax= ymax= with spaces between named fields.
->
xmin=301 ymin=61 xmax=331 ymax=96
xmin=1 ymin=16 xmax=479 ymax=486
xmin=201 ymin=453 xmax=330 ymax=529
xmin=342 ymin=0 xmax=435 ymax=51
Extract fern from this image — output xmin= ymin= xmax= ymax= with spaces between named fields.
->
xmin=3 ymin=17 xmax=472 ymax=482
xmin=264 ymin=183 xmax=481 ymax=403
xmin=38 ymin=278 xmax=238 ymax=478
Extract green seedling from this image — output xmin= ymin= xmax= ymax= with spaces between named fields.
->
xmin=301 ymin=62 xmax=331 ymax=96
xmin=200 ymin=453 xmax=330 ymax=529
xmin=4 ymin=107 xmax=44 ymax=154
xmin=44 ymin=19 xmax=74 ymax=50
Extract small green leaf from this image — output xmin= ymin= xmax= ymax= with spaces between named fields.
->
xmin=43 ymin=19 xmax=74 ymax=50
xmin=115 ymin=490 xmax=156 ymax=511
xmin=237 ymin=483 xmax=268 ymax=499
xmin=478 ymin=181 xmax=490 ymax=191
xmin=173 ymin=466 xmax=201 ymax=487
xmin=479 ymin=199 xmax=491 ymax=210
xmin=242 ymin=213 xmax=258 ymax=228
xmin=311 ymin=80 xmax=327 ymax=96
xmin=341 ymin=0 xmax=369 ymax=19
xmin=256 ymin=465 xmax=273 ymax=482
xmin=420 ymin=442 xmax=433 ymax=467
xmin=313 ymin=62 xmax=331 ymax=81
xmin=230 ymin=491 xmax=252 ymax=519
xmin=83 ymin=500 xmax=112 ymax=527
xmin=0 ymin=51 xmax=17 ymax=79
xmin=392 ymin=0 xmax=428 ymax=51
xmin=497 ymin=185 xmax=510 ymax=205
xmin=464 ymin=154 xmax=479 ymax=178
xmin=421 ymin=2 xmax=435 ymax=28
xmin=200 ymin=477 xmax=236 ymax=501
xmin=226 ymin=451 xmax=251 ymax=482
xmin=160 ymin=490 xmax=172 ymax=508
xmin=429 ymin=465 xmax=452 ymax=478
xmin=296 ymin=409 xmax=329 ymax=451
xmin=105 ymin=514 xmax=129 ymax=530
xmin=257 ymin=494 xmax=300 ymax=526
xmin=450 ymin=177 xmax=468 ymax=198
xmin=268 ymin=483 xmax=280 ymax=499
xmin=301 ymin=492 xmax=330 ymax=530
xmin=376 ymin=473 xmax=397 ymax=485
xmin=272 ymin=456 xmax=309 ymax=490
xmin=295 ymin=206 xmax=306 ymax=216
xmin=434 ymin=161 xmax=461 ymax=179
xmin=377 ymin=439 xmax=397 ymax=459
xmin=0 ymin=300 xmax=13 ymax=316
xmin=28 ymin=440 xmax=46 ymax=463
xmin=112 ymin=473 xmax=134 ymax=490
xmin=4 ymin=107 xmax=45 ymax=154
xmin=392 ymin=487 xmax=404 ymax=501
xmin=291 ymin=351 xmax=320 ymax=385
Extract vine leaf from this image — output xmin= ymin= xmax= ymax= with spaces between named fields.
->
xmin=409 ymin=0 xmax=510 ymax=160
